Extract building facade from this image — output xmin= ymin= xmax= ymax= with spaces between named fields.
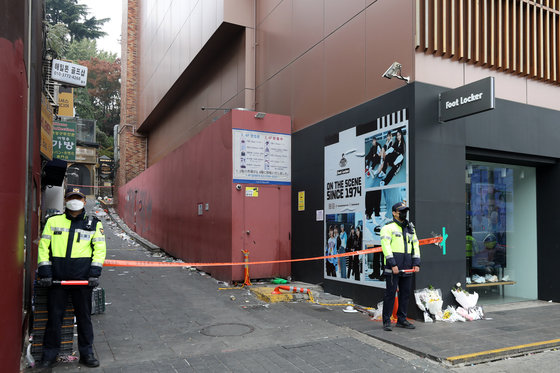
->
xmin=117 ymin=1 xmax=560 ymax=309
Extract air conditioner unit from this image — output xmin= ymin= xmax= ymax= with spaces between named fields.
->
xmin=42 ymin=56 xmax=60 ymax=114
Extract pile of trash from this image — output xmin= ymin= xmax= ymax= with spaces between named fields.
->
xmin=414 ymin=283 xmax=485 ymax=323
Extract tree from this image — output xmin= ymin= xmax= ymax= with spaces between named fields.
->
xmin=45 ymin=0 xmax=108 ymax=42
xmin=45 ymin=22 xmax=70 ymax=58
xmin=77 ymin=57 xmax=121 ymax=136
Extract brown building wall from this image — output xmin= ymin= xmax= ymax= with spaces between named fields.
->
xmin=146 ymin=32 xmax=247 ymax=166
xmin=129 ymin=0 xmax=416 ymax=167
xmin=123 ymin=0 xmax=559 ymax=182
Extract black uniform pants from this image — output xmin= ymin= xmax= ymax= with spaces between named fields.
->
xmin=42 ymin=285 xmax=94 ymax=361
xmin=382 ymin=273 xmax=413 ymax=325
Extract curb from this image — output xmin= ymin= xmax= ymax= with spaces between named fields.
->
xmin=444 ymin=338 xmax=560 ymax=365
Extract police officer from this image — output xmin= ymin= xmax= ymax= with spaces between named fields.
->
xmin=37 ymin=186 xmax=106 ymax=368
xmin=381 ymin=202 xmax=420 ymax=331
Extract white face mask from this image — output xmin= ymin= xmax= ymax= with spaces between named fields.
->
xmin=66 ymin=199 xmax=85 ymax=211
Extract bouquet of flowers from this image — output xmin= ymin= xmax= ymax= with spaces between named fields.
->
xmin=414 ymin=286 xmax=443 ymax=322
xmin=451 ymin=282 xmax=479 ymax=309
xmin=442 ymin=306 xmax=466 ymax=322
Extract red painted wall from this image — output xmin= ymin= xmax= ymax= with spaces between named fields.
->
xmin=0 ymin=36 xmax=27 ymax=369
xmin=118 ymin=110 xmax=291 ymax=281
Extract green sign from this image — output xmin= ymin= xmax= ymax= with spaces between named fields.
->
xmin=52 ymin=121 xmax=76 ymax=161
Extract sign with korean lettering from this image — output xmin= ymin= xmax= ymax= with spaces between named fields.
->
xmin=52 ymin=121 xmax=76 ymax=161
xmin=51 ymin=59 xmax=88 ymax=87
xmin=232 ymin=129 xmax=291 ymax=185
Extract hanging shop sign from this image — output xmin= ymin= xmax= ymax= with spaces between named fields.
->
xmin=232 ymin=129 xmax=291 ymax=185
xmin=52 ymin=121 xmax=76 ymax=161
xmin=58 ymin=86 xmax=74 ymax=117
xmin=51 ymin=59 xmax=88 ymax=87
xmin=439 ymin=77 xmax=495 ymax=122
xmin=41 ymin=93 xmax=54 ymax=160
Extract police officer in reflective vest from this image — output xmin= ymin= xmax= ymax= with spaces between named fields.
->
xmin=381 ymin=202 xmax=420 ymax=331
xmin=37 ymin=187 xmax=106 ymax=368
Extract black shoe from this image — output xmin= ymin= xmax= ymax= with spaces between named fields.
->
xmin=383 ymin=323 xmax=392 ymax=331
xmin=395 ymin=320 xmax=416 ymax=329
xmin=79 ymin=354 xmax=100 ymax=367
xmin=38 ymin=359 xmax=58 ymax=368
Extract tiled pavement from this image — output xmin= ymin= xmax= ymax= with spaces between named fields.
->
xmin=26 ymin=201 xmax=560 ymax=372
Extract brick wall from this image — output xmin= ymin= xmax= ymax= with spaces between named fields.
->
xmin=115 ymin=0 xmax=146 ymax=204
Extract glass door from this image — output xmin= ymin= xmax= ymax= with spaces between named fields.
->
xmin=466 ymin=161 xmax=537 ymax=304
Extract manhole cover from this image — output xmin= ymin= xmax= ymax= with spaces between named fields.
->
xmin=200 ymin=323 xmax=254 ymax=337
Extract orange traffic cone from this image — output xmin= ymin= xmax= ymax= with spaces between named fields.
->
xmin=391 ymin=290 xmax=399 ymax=321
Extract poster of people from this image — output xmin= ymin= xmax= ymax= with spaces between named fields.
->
xmin=324 ymin=109 xmax=409 ymax=288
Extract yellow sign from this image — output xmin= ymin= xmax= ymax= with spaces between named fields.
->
xmin=40 ymin=94 xmax=53 ymax=159
xmin=298 ymin=191 xmax=305 ymax=211
xmin=58 ymin=86 xmax=74 ymax=117
xmin=245 ymin=187 xmax=259 ymax=197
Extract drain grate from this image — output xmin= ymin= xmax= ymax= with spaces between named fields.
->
xmin=200 ymin=323 xmax=254 ymax=337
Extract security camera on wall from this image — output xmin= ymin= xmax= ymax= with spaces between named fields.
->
xmin=382 ymin=62 xmax=410 ymax=84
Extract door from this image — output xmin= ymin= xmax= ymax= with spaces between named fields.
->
xmin=243 ymin=185 xmax=281 ymax=278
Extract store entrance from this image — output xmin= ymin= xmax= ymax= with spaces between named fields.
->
xmin=465 ymin=161 xmax=538 ymax=305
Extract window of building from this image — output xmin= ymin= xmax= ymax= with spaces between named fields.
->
xmin=466 ymin=161 xmax=537 ymax=304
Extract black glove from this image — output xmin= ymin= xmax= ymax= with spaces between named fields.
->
xmin=88 ymin=277 xmax=99 ymax=287
xmin=39 ymin=277 xmax=52 ymax=287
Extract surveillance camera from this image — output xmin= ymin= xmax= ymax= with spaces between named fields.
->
xmin=236 ymin=184 xmax=242 ymax=191
xmin=382 ymin=62 xmax=402 ymax=79
xmin=201 ymin=107 xmax=206 ymax=111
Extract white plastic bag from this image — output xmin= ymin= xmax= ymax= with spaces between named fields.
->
xmin=371 ymin=301 xmax=383 ymax=320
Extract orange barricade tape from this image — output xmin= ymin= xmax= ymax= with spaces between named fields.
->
xmin=103 ymin=237 xmax=442 ymax=268
xmin=67 ymin=183 xmax=114 ymax=188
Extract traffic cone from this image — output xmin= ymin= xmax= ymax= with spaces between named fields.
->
xmin=391 ymin=290 xmax=399 ymax=321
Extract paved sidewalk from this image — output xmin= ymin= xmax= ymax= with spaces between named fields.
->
xmin=102 ymin=202 xmax=560 ymax=367
xmin=26 ymin=201 xmax=560 ymax=371
xmin=29 ymin=202 xmax=446 ymax=372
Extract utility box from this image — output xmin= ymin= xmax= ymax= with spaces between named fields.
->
xmin=118 ymin=110 xmax=291 ymax=282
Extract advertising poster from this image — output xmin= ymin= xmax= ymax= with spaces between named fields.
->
xmin=232 ymin=129 xmax=291 ymax=185
xmin=324 ymin=109 xmax=409 ymax=288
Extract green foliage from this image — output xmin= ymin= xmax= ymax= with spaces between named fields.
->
xmin=45 ymin=22 xmax=70 ymax=58
xmin=45 ymin=0 xmax=120 ymax=160
xmin=66 ymin=38 xmax=98 ymax=61
xmin=78 ymin=58 xmax=121 ymax=136
xmin=96 ymin=127 xmax=114 ymax=158
xmin=66 ymin=38 xmax=119 ymax=63
xmin=46 ymin=0 xmax=108 ymax=42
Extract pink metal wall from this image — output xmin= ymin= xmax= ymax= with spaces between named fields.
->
xmin=118 ymin=110 xmax=291 ymax=281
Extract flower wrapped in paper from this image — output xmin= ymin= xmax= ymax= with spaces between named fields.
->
xmin=451 ymin=288 xmax=479 ymax=309
xmin=414 ymin=287 xmax=443 ymax=322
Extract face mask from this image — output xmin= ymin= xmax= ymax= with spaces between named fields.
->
xmin=398 ymin=211 xmax=408 ymax=221
xmin=66 ymin=199 xmax=84 ymax=211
